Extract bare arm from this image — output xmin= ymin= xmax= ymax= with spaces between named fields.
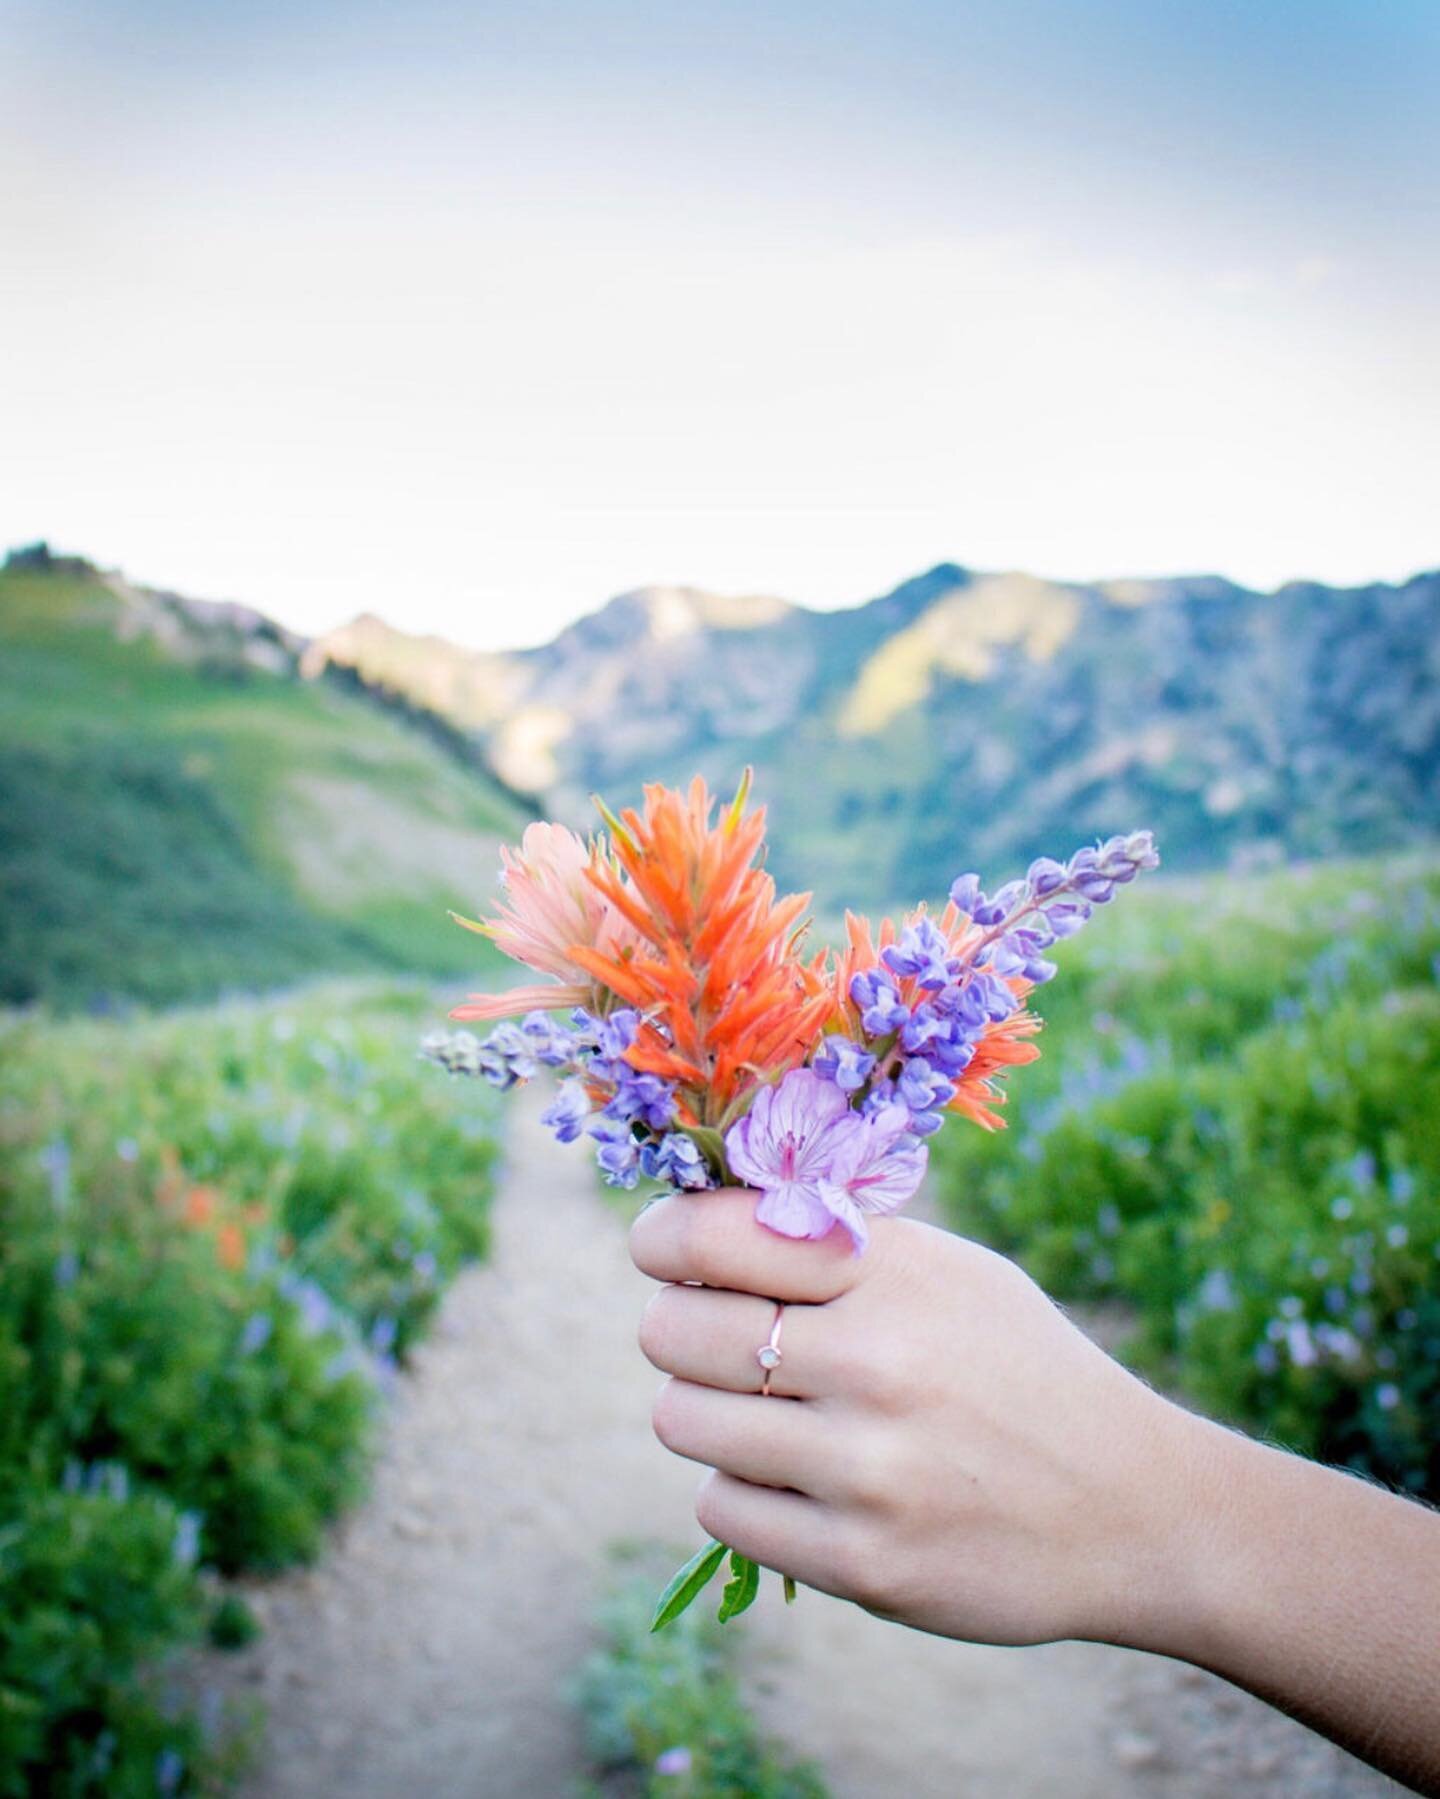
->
xmin=630 ymin=1191 xmax=1440 ymax=1796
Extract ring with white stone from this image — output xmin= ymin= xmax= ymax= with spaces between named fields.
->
xmin=756 ymin=1303 xmax=785 ymax=1397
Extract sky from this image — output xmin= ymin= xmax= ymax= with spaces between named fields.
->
xmin=2 ymin=0 xmax=1437 ymax=651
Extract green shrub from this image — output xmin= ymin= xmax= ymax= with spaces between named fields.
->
xmin=0 ymin=1485 xmax=211 ymax=1798
xmin=572 ymin=1552 xmax=827 ymax=1799
xmin=0 ymin=981 xmax=502 ymax=1788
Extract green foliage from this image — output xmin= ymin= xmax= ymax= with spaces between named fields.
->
xmin=573 ymin=1552 xmax=828 ymax=1799
xmin=0 ymin=556 xmax=528 ymax=1011
xmin=0 ymin=982 xmax=502 ymax=1788
xmin=0 ymin=743 xmax=377 ymax=1009
xmin=0 ymin=1487 xmax=210 ymax=1798
xmin=932 ymin=857 xmax=1440 ymax=1497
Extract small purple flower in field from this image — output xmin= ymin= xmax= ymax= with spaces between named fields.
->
xmin=655 ymin=1746 xmax=693 ymax=1776
xmin=53 ymin=1250 xmax=79 ymax=1288
xmin=813 ymin=1034 xmax=876 ymax=1092
xmin=172 ymin=1511 xmax=203 ymax=1567
xmin=155 ymin=1748 xmax=185 ymax=1795
xmin=115 ymin=1136 xmax=139 ymax=1163
xmin=240 ymin=1311 xmax=273 ymax=1355
xmin=1376 ymin=1383 xmax=1401 ymax=1411
xmin=369 ymin=1315 xmax=398 ymax=1356
xmin=413 ymin=1250 xmax=438 ymax=1281
xmin=39 ymin=1136 xmax=71 ymax=1210
xmin=541 ymin=1077 xmax=591 ymax=1144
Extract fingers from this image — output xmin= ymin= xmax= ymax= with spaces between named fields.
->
xmin=652 ymin=1378 xmax=834 ymax=1494
xmin=639 ymin=1283 xmax=827 ymax=1398
xmin=694 ymin=1472 xmax=853 ymax=1601
xmin=630 ymin=1186 xmax=867 ymax=1303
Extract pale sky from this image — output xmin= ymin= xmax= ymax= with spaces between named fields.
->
xmin=2 ymin=0 xmax=1436 ymax=650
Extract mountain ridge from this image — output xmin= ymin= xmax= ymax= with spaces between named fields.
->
xmin=305 ymin=557 xmax=1440 ymax=906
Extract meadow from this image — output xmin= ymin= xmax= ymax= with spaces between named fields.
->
xmin=0 ymin=983 xmax=501 ymax=1795
xmin=3 ymin=851 xmax=1437 ymax=1796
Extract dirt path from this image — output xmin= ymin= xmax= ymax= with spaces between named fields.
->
xmin=215 ymin=1090 xmax=1401 ymax=1798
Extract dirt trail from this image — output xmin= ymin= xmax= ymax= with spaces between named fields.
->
xmin=217 ymin=1089 xmax=1400 ymax=1798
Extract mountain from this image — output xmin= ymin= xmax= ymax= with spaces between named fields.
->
xmin=0 ymin=545 xmax=529 ymax=1008
xmin=307 ymin=562 xmax=1440 ymax=907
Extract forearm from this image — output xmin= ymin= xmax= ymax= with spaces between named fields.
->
xmin=1138 ymin=1411 xmax=1440 ymax=1795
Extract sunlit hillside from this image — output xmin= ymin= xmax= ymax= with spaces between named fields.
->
xmin=0 ymin=548 xmax=528 ymax=1008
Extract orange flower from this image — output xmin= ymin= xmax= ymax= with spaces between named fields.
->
xmin=215 ymin=1221 xmax=247 ymax=1272
xmin=567 ymin=772 xmax=831 ymax=1126
xmin=184 ymin=1185 xmax=217 ymax=1227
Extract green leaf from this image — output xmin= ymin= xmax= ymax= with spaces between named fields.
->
xmin=650 ymin=1538 xmax=729 ymax=1633
xmin=783 ymin=1574 xmax=798 ymax=1605
xmin=717 ymin=1550 xmax=761 ymax=1622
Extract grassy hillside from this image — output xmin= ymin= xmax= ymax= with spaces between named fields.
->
xmin=0 ymin=552 xmax=528 ymax=1008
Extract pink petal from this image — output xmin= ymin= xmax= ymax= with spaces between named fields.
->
xmin=754 ymin=1181 xmax=839 ymax=1241
xmin=449 ymin=981 xmax=592 ymax=1021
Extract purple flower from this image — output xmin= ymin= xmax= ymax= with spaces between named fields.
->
xmin=239 ymin=1312 xmax=273 ymax=1355
xmin=813 ymin=1034 xmax=876 ymax=1093
xmin=606 ymin=1065 xmax=677 ymax=1132
xmin=849 ymin=968 xmax=908 ymax=1037
xmin=725 ymin=1070 xmax=854 ymax=1241
xmin=896 ymin=1056 xmax=955 ymax=1117
xmin=881 ymin=917 xmax=954 ymax=989
xmin=540 ymin=1077 xmax=591 ymax=1144
xmin=639 ymin=1133 xmax=712 ymax=1190
xmin=948 ymin=872 xmax=984 ymax=915
xmin=725 ymin=1070 xmax=926 ymax=1252
xmin=655 ymin=1747 xmax=693 ymax=1777
xmin=817 ymin=1102 xmax=929 ymax=1251
xmin=1026 ymin=856 xmax=1068 ymax=896
xmin=587 ymin=1115 xmax=641 ymax=1188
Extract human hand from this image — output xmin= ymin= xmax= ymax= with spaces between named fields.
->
xmin=631 ymin=1187 xmax=1207 ymax=1650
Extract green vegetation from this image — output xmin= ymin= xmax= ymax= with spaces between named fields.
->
xmin=0 ymin=982 xmax=501 ymax=1793
xmin=0 ymin=550 xmax=526 ymax=1010
xmin=931 ymin=856 xmax=1440 ymax=1498
xmin=572 ymin=1549 xmax=827 ymax=1798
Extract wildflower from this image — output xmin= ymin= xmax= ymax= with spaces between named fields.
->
xmin=639 ymin=1132 xmax=712 ymax=1190
xmin=240 ymin=1312 xmax=273 ymax=1355
xmin=812 ymin=1034 xmax=876 ymax=1092
xmin=725 ymin=1069 xmax=856 ymax=1241
xmin=588 ymin=1114 xmax=641 ymax=1189
xmin=172 ymin=1512 xmax=203 ymax=1567
xmin=655 ymin=1747 xmax=694 ymax=1777
xmin=569 ymin=773 xmax=833 ymax=1123
xmin=450 ymin=822 xmax=641 ymax=1021
xmin=540 ymin=1078 xmax=591 ymax=1144
xmin=818 ymin=1100 xmax=929 ymax=1251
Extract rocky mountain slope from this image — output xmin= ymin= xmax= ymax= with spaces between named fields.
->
xmin=307 ymin=562 xmax=1440 ymax=907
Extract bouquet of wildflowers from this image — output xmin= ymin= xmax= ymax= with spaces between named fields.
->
xmin=423 ymin=771 xmax=1157 ymax=1623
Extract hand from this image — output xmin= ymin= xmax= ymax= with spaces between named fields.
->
xmin=631 ymin=1186 xmax=1202 ymax=1649
xmin=631 ymin=1188 xmax=1440 ymax=1796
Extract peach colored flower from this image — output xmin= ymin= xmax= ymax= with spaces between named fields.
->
xmin=450 ymin=823 xmax=640 ymax=1022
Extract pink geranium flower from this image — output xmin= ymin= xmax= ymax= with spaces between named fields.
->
xmin=450 ymin=823 xmax=640 ymax=1022
xmin=724 ymin=1069 xmax=926 ymax=1251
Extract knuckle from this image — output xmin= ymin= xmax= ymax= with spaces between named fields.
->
xmin=841 ymin=1429 xmax=909 ymax=1515
xmin=694 ymin=1470 xmax=729 ymax=1541
xmin=636 ymin=1287 xmax=676 ymax=1370
xmin=650 ymin=1379 xmax=689 ymax=1452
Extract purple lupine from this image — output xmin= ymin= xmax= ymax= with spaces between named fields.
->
xmin=882 ymin=916 xmax=956 ymax=989
xmin=813 ymin=1034 xmax=877 ymax=1092
xmin=540 ymin=1077 xmax=591 ymax=1143
xmin=587 ymin=1114 xmax=642 ymax=1189
xmin=639 ymin=1132 xmax=712 ymax=1190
